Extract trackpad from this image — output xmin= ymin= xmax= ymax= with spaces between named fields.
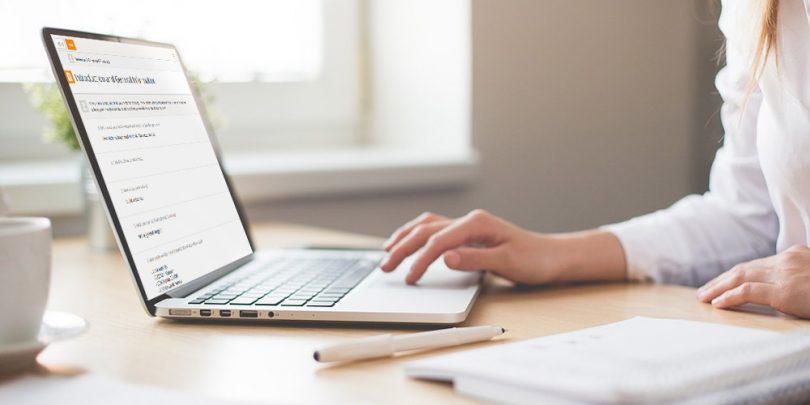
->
xmin=339 ymin=257 xmax=481 ymax=315
xmin=371 ymin=257 xmax=481 ymax=290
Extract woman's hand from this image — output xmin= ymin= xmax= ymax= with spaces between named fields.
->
xmin=697 ymin=245 xmax=810 ymax=318
xmin=380 ymin=210 xmax=555 ymax=284
xmin=379 ymin=209 xmax=627 ymax=285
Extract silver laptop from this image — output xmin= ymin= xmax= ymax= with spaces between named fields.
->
xmin=42 ymin=27 xmax=481 ymax=324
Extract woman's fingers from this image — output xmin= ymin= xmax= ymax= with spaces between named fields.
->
xmin=697 ymin=261 xmax=770 ymax=303
xmin=380 ymin=220 xmax=451 ymax=272
xmin=443 ymin=246 xmax=506 ymax=272
xmin=699 ymin=247 xmax=810 ymax=317
xmin=383 ymin=212 xmax=447 ymax=251
xmin=710 ymin=282 xmax=775 ymax=309
xmin=698 ymin=255 xmax=768 ymax=293
xmin=406 ymin=210 xmax=498 ymax=284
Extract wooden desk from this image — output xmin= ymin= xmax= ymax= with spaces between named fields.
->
xmin=35 ymin=223 xmax=809 ymax=404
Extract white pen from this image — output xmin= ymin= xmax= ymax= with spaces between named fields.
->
xmin=313 ymin=325 xmax=506 ymax=363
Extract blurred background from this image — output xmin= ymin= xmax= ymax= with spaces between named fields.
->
xmin=0 ymin=0 xmax=724 ymax=239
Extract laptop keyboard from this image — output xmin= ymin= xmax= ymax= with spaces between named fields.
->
xmin=188 ymin=255 xmax=381 ymax=308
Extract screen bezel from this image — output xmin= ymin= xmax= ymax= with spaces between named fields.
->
xmin=41 ymin=27 xmax=256 ymax=315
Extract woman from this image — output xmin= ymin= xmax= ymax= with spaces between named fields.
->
xmin=380 ymin=0 xmax=810 ymax=318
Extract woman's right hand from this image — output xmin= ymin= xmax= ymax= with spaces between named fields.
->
xmin=379 ymin=210 xmax=557 ymax=284
xmin=379 ymin=210 xmax=628 ymax=285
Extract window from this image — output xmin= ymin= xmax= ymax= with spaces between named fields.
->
xmin=0 ymin=0 xmax=359 ymax=160
xmin=0 ymin=0 xmax=475 ymax=216
xmin=0 ymin=0 xmax=323 ymax=82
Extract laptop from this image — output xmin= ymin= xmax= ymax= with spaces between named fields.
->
xmin=42 ymin=27 xmax=482 ymax=324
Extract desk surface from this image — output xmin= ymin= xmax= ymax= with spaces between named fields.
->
xmin=33 ymin=223 xmax=810 ymax=404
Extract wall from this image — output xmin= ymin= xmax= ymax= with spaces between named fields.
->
xmin=242 ymin=0 xmax=724 ymax=238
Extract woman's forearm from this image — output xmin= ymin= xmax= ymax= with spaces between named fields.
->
xmin=544 ymin=230 xmax=628 ymax=283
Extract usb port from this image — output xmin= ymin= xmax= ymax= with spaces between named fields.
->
xmin=239 ymin=310 xmax=258 ymax=318
xmin=199 ymin=309 xmax=212 ymax=317
xmin=219 ymin=310 xmax=231 ymax=317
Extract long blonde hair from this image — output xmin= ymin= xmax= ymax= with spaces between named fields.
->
xmin=752 ymin=0 xmax=779 ymax=80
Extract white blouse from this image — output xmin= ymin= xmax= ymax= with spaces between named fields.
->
xmin=605 ymin=0 xmax=810 ymax=286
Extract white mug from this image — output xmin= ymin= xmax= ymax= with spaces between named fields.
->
xmin=0 ymin=217 xmax=51 ymax=345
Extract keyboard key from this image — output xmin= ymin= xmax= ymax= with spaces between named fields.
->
xmin=315 ymin=294 xmax=343 ymax=300
xmin=189 ymin=298 xmax=206 ymax=305
xmin=204 ymin=299 xmax=231 ymax=305
xmin=230 ymin=296 xmax=259 ymax=305
xmin=316 ymin=290 xmax=344 ymax=296
xmin=280 ymin=299 xmax=308 ymax=306
xmin=318 ymin=290 xmax=344 ymax=295
xmin=255 ymin=296 xmax=286 ymax=306
xmin=307 ymin=301 xmax=336 ymax=307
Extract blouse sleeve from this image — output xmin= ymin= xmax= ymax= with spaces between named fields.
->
xmin=602 ymin=1 xmax=778 ymax=286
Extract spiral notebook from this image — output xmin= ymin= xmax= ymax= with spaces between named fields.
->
xmin=405 ymin=317 xmax=810 ymax=404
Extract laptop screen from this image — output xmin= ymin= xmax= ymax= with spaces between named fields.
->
xmin=48 ymin=33 xmax=253 ymax=300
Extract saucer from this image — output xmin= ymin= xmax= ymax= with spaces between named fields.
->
xmin=0 ymin=311 xmax=88 ymax=373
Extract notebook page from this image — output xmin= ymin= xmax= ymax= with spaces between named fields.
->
xmin=406 ymin=317 xmax=782 ymax=403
